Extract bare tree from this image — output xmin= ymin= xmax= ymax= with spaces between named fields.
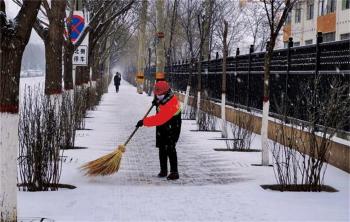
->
xmin=109 ymin=17 xmax=138 ymax=68
xmin=196 ymin=0 xmax=214 ymax=122
xmin=244 ymin=3 xmax=270 ymax=52
xmin=136 ymin=0 xmax=148 ymax=93
xmin=271 ymin=77 xmax=349 ymax=191
xmin=30 ymin=0 xmax=67 ymax=95
xmin=226 ymin=111 xmax=256 ymax=151
xmin=18 ymin=85 xmax=64 ymax=191
xmin=62 ymin=0 xmax=134 ymax=90
xmin=213 ymin=0 xmax=245 ymax=56
xmin=155 ymin=0 xmax=165 ymax=81
xmin=13 ymin=0 xmax=67 ymax=95
xmin=214 ymin=1 xmax=244 ymax=138
xmin=220 ymin=20 xmax=228 ymax=137
xmin=88 ymin=0 xmax=135 ymax=84
xmin=166 ymin=0 xmax=179 ymax=63
xmin=0 ymin=1 xmax=42 ymax=220
xmin=260 ymin=0 xmax=299 ymax=166
xmin=178 ymin=0 xmax=201 ymax=117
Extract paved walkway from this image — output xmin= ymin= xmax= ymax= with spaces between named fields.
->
xmin=18 ymin=80 xmax=350 ymax=222
xmin=75 ymin=81 xmax=252 ymax=186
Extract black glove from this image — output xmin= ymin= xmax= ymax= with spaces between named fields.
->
xmin=136 ymin=120 xmax=143 ymax=127
xmin=152 ymin=98 xmax=158 ymax=106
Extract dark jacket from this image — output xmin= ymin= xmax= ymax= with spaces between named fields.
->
xmin=114 ymin=75 xmax=121 ymax=86
xmin=143 ymin=90 xmax=181 ymax=148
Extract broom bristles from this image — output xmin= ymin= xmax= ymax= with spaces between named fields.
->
xmin=80 ymin=145 xmax=126 ymax=176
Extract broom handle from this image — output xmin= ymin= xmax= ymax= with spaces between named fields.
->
xmin=123 ymin=104 xmax=154 ymax=146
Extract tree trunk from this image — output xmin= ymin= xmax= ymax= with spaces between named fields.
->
xmin=183 ymin=59 xmax=193 ymax=115
xmin=261 ymin=40 xmax=275 ymax=166
xmin=0 ymin=1 xmax=41 ymax=220
xmin=64 ymin=43 xmax=74 ymax=90
xmin=83 ymin=66 xmax=90 ymax=85
xmin=260 ymin=0 xmax=295 ymax=166
xmin=156 ymin=0 xmax=165 ymax=81
xmin=91 ymin=54 xmax=100 ymax=82
xmin=221 ymin=20 xmax=228 ymax=138
xmin=196 ymin=53 xmax=202 ymax=121
xmin=0 ymin=43 xmax=22 ymax=222
xmin=45 ymin=41 xmax=63 ymax=95
xmin=75 ymin=66 xmax=84 ymax=86
xmin=202 ymin=0 xmax=213 ymax=60
xmin=44 ymin=0 xmax=66 ymax=95
xmin=136 ymin=0 xmax=148 ymax=93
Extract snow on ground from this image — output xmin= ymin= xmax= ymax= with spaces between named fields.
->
xmin=18 ymin=79 xmax=349 ymax=222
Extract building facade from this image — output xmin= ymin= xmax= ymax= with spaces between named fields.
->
xmin=283 ymin=0 xmax=350 ymax=47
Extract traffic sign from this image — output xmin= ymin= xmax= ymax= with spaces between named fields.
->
xmin=73 ymin=45 xmax=88 ymax=66
xmin=67 ymin=12 xmax=85 ymax=43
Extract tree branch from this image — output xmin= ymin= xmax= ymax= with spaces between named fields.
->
xmin=1 ymin=0 xmax=6 ymax=12
xmin=42 ymin=0 xmax=51 ymax=19
xmin=275 ymin=0 xmax=294 ymax=36
xmin=15 ymin=0 xmax=42 ymax=41
xmin=75 ymin=0 xmax=134 ymax=49
xmin=33 ymin=19 xmax=48 ymax=40
xmin=0 ymin=0 xmax=6 ymax=27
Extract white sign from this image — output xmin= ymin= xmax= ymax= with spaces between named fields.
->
xmin=73 ymin=45 xmax=88 ymax=66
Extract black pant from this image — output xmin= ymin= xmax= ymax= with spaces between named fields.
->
xmin=115 ymin=85 xmax=119 ymax=92
xmin=159 ymin=144 xmax=178 ymax=173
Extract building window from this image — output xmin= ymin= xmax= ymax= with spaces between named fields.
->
xmin=342 ymin=0 xmax=350 ymax=10
xmin=319 ymin=0 xmax=336 ymax=15
xmin=285 ymin=11 xmax=292 ymax=24
xmin=294 ymin=42 xmax=300 ymax=47
xmin=327 ymin=0 xmax=336 ymax=13
xmin=295 ymin=3 xmax=301 ymax=23
xmin=305 ymin=39 xmax=313 ymax=45
xmin=307 ymin=1 xmax=314 ymax=20
xmin=323 ymin=32 xmax=336 ymax=42
xmin=340 ymin=33 xmax=350 ymax=40
xmin=319 ymin=0 xmax=325 ymax=15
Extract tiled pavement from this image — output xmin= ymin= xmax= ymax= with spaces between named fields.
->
xmin=73 ymin=81 xmax=251 ymax=186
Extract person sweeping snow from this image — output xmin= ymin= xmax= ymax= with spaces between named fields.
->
xmin=136 ymin=81 xmax=182 ymax=180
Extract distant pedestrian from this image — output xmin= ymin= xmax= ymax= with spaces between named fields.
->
xmin=114 ymin=72 xmax=121 ymax=93
xmin=136 ymin=81 xmax=182 ymax=180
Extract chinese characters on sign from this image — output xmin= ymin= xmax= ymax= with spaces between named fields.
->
xmin=73 ymin=45 xmax=88 ymax=66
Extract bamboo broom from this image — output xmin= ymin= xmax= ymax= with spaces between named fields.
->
xmin=80 ymin=105 xmax=154 ymax=176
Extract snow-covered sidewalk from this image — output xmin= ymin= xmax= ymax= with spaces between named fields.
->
xmin=19 ymin=81 xmax=349 ymax=222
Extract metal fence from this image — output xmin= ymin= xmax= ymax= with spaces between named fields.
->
xmin=144 ymin=36 xmax=350 ymax=132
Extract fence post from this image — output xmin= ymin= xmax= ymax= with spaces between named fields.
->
xmin=234 ymin=48 xmax=240 ymax=106
xmin=215 ymin=52 xmax=219 ymax=98
xmin=315 ymin=32 xmax=322 ymax=80
xmin=284 ymin=37 xmax=293 ymax=117
xmin=247 ymin=45 xmax=254 ymax=111
xmin=314 ymin=32 xmax=323 ymax=130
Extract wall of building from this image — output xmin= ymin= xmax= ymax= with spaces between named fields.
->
xmin=336 ymin=0 xmax=350 ymax=40
xmin=284 ymin=0 xmax=350 ymax=46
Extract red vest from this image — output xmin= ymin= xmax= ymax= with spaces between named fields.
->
xmin=144 ymin=96 xmax=181 ymax=127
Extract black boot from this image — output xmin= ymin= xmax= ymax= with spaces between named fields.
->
xmin=167 ymin=145 xmax=179 ymax=180
xmin=167 ymin=172 xmax=179 ymax=180
xmin=158 ymin=147 xmax=167 ymax=177
xmin=158 ymin=171 xmax=167 ymax=177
